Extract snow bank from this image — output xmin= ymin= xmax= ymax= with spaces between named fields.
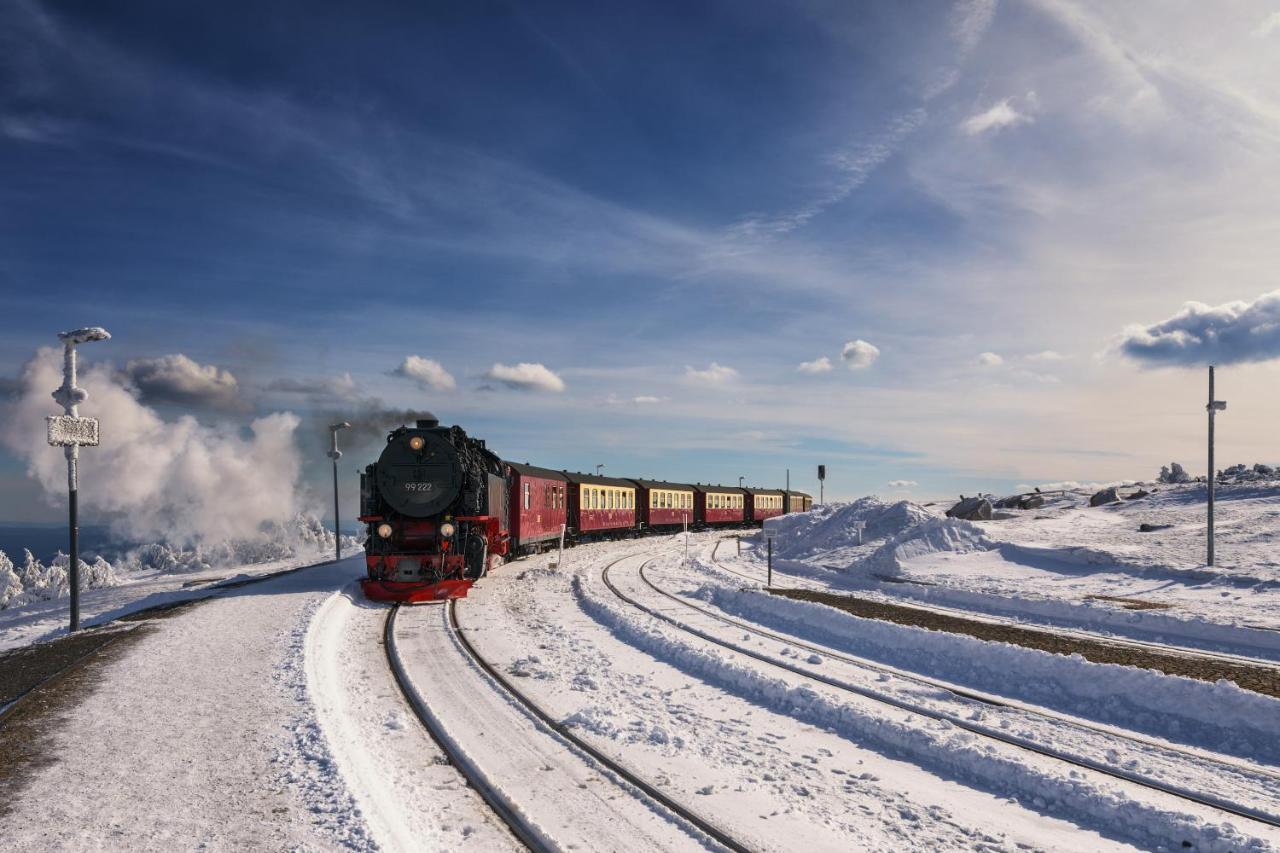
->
xmin=763 ymin=498 xmax=936 ymax=559
xmin=855 ymin=517 xmax=996 ymax=578
xmin=691 ymin=577 xmax=1280 ymax=765
xmin=0 ymin=514 xmax=361 ymax=610
xmin=571 ymin=570 xmax=1261 ymax=851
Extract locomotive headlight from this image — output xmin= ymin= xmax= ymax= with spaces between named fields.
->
xmin=439 ymin=522 xmax=456 ymax=538
xmin=376 ymin=522 xmax=394 ymax=539
xmin=409 ymin=436 xmax=425 ymax=451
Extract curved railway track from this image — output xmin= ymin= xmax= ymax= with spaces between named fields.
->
xmin=383 ymin=551 xmax=753 ymax=853
xmin=714 ymin=541 xmax=1280 ymax=672
xmin=601 ymin=550 xmax=1280 ymax=831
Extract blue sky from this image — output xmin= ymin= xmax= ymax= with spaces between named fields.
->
xmin=3 ymin=0 xmax=1280 ymax=528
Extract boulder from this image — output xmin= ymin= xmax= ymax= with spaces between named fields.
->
xmin=1018 ymin=495 xmax=1045 ymax=510
xmin=1139 ymin=523 xmax=1173 ymax=533
xmin=1158 ymin=463 xmax=1191 ymax=484
xmin=1125 ymin=489 xmax=1150 ymax=501
xmin=946 ymin=496 xmax=993 ymax=521
xmin=1089 ymin=487 xmax=1120 ymax=507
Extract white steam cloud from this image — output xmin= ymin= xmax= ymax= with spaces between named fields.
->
xmin=1 ymin=348 xmax=306 ymax=546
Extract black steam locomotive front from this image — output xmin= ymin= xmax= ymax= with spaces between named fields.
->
xmin=360 ymin=416 xmax=509 ymax=595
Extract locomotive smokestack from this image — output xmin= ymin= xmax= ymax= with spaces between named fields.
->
xmin=415 ymin=414 xmax=439 ymax=428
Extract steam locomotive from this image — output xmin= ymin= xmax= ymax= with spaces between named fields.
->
xmin=358 ymin=416 xmax=811 ymax=603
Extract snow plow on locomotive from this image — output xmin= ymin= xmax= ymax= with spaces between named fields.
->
xmin=359 ymin=416 xmax=510 ymax=603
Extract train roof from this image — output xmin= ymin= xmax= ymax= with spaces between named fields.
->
xmin=789 ymin=490 xmax=812 ymax=498
xmin=504 ymin=461 xmax=569 ymax=481
xmin=561 ymin=470 xmax=637 ymax=488
xmin=692 ymin=484 xmax=748 ymax=495
xmin=744 ymin=487 xmax=786 ymax=496
xmin=626 ymin=478 xmax=696 ymax=491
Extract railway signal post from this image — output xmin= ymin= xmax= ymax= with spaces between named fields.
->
xmin=329 ymin=422 xmax=351 ymax=563
xmin=47 ymin=326 xmax=110 ymax=633
xmin=1206 ymin=366 xmax=1227 ymax=567
xmin=818 ymin=464 xmax=826 ymax=505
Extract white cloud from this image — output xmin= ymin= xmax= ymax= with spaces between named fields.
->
xmin=484 ymin=362 xmax=565 ymax=392
xmin=841 ymin=340 xmax=880 ymax=370
xmin=633 ymin=395 xmax=662 ymax=404
xmin=797 ymin=356 xmax=833 ymax=374
xmin=1116 ymin=290 xmax=1280 ymax=367
xmin=961 ymin=97 xmax=1033 ymax=135
xmin=976 ymin=351 xmax=1004 ymax=367
xmin=392 ymin=356 xmax=456 ymax=392
xmin=123 ymin=354 xmax=240 ymax=408
xmin=887 ymin=479 xmax=918 ymax=488
xmin=1253 ymin=12 xmax=1280 ymax=37
xmin=1025 ymin=350 xmax=1065 ymax=362
xmin=684 ymin=362 xmax=739 ymax=384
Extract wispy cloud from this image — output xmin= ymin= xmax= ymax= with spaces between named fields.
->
xmin=962 ymin=96 xmax=1034 ymax=135
xmin=1252 ymin=11 xmax=1280 ymax=37
xmin=484 ymin=362 xmax=566 ymax=392
xmin=267 ymin=373 xmax=358 ymax=399
xmin=797 ymin=356 xmax=833 ymax=374
xmin=684 ymin=362 xmax=738 ymax=385
xmin=1025 ymin=350 xmax=1065 ymax=362
xmin=887 ymin=479 xmax=918 ymax=488
xmin=392 ymin=356 xmax=456 ymax=392
xmin=976 ymin=351 xmax=1004 ymax=367
xmin=841 ymin=340 xmax=880 ymax=370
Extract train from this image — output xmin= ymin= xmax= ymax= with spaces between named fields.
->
xmin=358 ymin=417 xmax=812 ymax=603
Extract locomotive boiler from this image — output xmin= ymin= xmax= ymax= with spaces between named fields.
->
xmin=359 ymin=416 xmax=509 ymax=602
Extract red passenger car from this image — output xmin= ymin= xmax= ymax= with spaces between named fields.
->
xmin=695 ymin=484 xmax=747 ymax=527
xmin=506 ymin=462 xmax=569 ymax=555
xmin=746 ymin=487 xmax=786 ymax=523
xmin=786 ymin=491 xmax=813 ymax=514
xmin=563 ymin=471 xmax=637 ymax=541
xmin=627 ymin=479 xmax=695 ymax=531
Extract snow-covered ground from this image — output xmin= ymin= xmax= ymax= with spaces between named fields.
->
xmin=758 ymin=483 xmax=1280 ymax=658
xmin=0 ymin=517 xmax=359 ymax=651
xmin=6 ymin=506 xmax=1280 ymax=851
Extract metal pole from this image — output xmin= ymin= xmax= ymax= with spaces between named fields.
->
xmin=329 ymin=422 xmax=350 ymax=563
xmin=767 ymin=537 xmax=772 ymax=588
xmin=1207 ymin=365 xmax=1215 ymax=567
xmin=332 ymin=456 xmax=341 ymax=562
xmin=683 ymin=514 xmax=688 ymax=562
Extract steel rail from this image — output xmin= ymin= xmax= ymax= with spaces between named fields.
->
xmin=383 ymin=603 xmax=548 ymax=853
xmin=447 ymin=555 xmax=753 ymax=853
xmin=601 ymin=556 xmax=1280 ymax=830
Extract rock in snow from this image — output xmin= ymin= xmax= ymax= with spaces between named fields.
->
xmin=946 ymin=496 xmax=993 ymax=521
xmin=1089 ymin=487 xmax=1120 ymax=507
xmin=1158 ymin=463 xmax=1192 ymax=484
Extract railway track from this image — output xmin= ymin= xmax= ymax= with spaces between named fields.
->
xmin=714 ymin=541 xmax=1280 ymax=672
xmin=601 ymin=551 xmax=1280 ymax=833
xmin=384 ymin=550 xmax=753 ymax=853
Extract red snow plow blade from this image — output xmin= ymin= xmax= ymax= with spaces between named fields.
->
xmin=360 ymin=578 xmax=472 ymax=603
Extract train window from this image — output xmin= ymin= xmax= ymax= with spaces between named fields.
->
xmin=609 ymin=490 xmax=615 ymax=510
xmin=523 ymin=482 xmax=531 ymax=510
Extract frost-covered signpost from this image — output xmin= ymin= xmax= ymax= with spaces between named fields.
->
xmin=47 ymin=326 xmax=110 ymax=633
xmin=329 ymin=422 xmax=351 ymax=563
xmin=818 ymin=464 xmax=826 ymax=506
xmin=1206 ymin=366 xmax=1227 ymax=567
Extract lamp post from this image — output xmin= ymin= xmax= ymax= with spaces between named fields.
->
xmin=47 ymin=326 xmax=110 ymax=633
xmin=1206 ymin=366 xmax=1227 ymax=567
xmin=738 ymin=476 xmax=744 ymax=488
xmin=329 ymin=422 xmax=350 ymax=563
xmin=595 ymin=463 xmax=605 ymax=476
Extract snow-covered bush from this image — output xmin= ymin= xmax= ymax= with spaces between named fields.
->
xmin=1158 ymin=462 xmax=1192 ymax=483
